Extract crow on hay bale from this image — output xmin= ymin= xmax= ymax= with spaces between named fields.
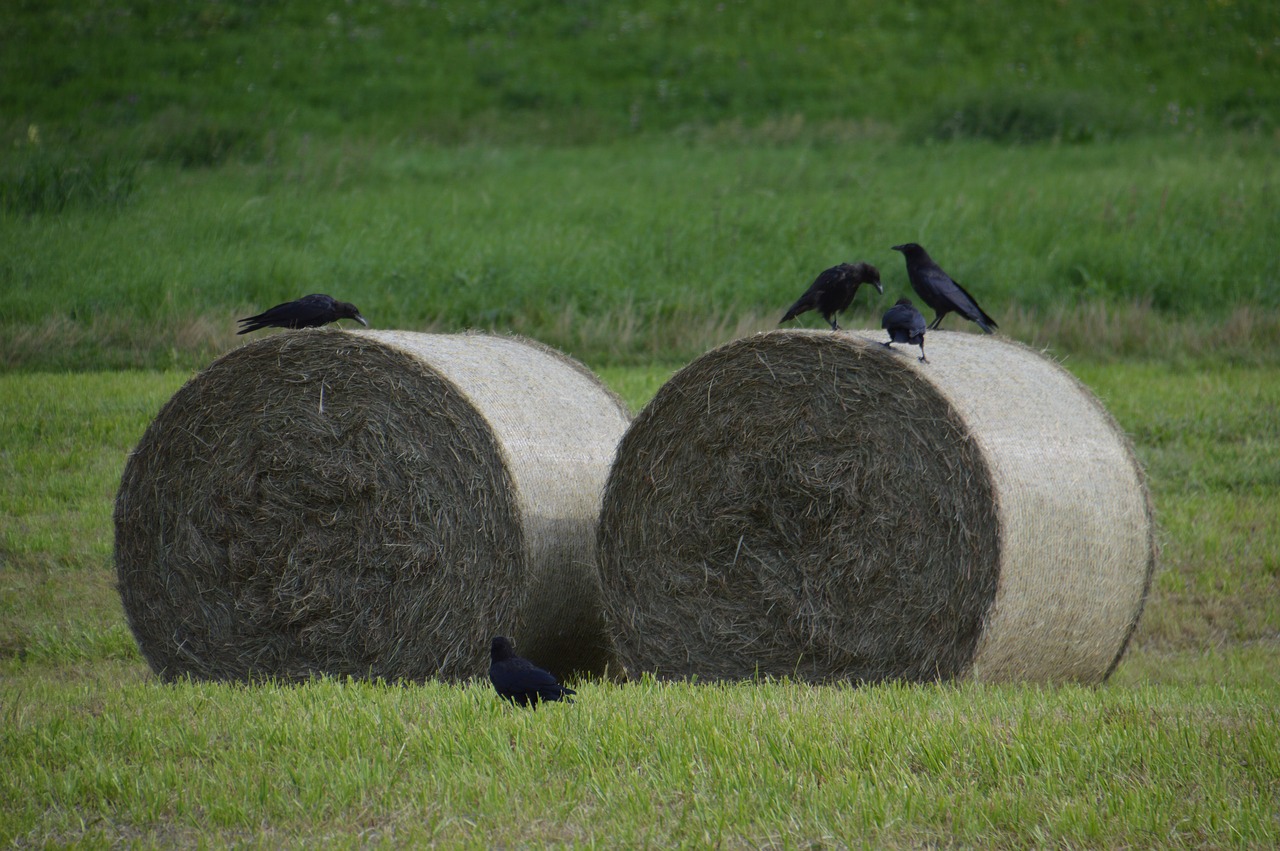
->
xmin=881 ymin=297 xmax=929 ymax=363
xmin=489 ymin=636 xmax=576 ymax=708
xmin=780 ymin=262 xmax=883 ymax=331
xmin=237 ymin=294 xmax=368 ymax=334
xmin=891 ymin=243 xmax=997 ymax=333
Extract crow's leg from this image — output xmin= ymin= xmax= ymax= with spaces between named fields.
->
xmin=917 ymin=341 xmax=928 ymax=363
xmin=928 ymin=314 xmax=945 ymax=330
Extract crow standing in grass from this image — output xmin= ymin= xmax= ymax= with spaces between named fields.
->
xmin=881 ymin=297 xmax=929 ymax=363
xmin=488 ymin=636 xmax=576 ymax=708
xmin=780 ymin=262 xmax=884 ymax=331
xmin=236 ymin=294 xmax=368 ymax=334
xmin=891 ymin=243 xmax=997 ymax=333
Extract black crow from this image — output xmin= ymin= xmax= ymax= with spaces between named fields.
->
xmin=488 ymin=636 xmax=576 ymax=708
xmin=881 ymin=297 xmax=929 ymax=363
xmin=891 ymin=244 xmax=997 ymax=333
xmin=780 ymin=262 xmax=883 ymax=331
xmin=236 ymin=294 xmax=368 ymax=334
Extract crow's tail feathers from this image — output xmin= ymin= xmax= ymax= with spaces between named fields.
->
xmin=949 ymin=279 xmax=998 ymax=334
xmin=539 ymin=685 xmax=576 ymax=703
xmin=975 ymin=309 xmax=999 ymax=334
xmin=780 ymin=299 xmax=809 ymax=324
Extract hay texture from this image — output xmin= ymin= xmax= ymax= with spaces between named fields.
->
xmin=115 ymin=330 xmax=631 ymax=683
xmin=598 ymin=329 xmax=1155 ymax=685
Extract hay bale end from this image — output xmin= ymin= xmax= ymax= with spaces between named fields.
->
xmin=114 ymin=330 xmax=631 ymax=683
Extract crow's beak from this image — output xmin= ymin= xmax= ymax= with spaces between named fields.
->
xmin=873 ymin=281 xmax=885 ymax=295
xmin=355 ymin=314 xmax=369 ymax=327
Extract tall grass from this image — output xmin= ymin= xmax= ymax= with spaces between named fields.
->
xmin=0 ymin=143 xmax=137 ymax=215
xmin=2 ymin=1 xmax=1275 ymax=368
xmin=2 ymin=136 xmax=1277 ymax=369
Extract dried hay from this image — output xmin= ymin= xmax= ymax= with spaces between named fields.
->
xmin=597 ymin=329 xmax=1155 ymax=685
xmin=114 ymin=330 xmax=631 ymax=683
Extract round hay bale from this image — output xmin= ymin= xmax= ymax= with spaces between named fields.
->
xmin=115 ymin=330 xmax=631 ymax=683
xmin=598 ymin=329 xmax=1155 ymax=685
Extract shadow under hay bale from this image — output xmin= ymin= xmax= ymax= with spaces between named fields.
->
xmin=115 ymin=330 xmax=631 ymax=683
xmin=597 ymin=329 xmax=1156 ymax=685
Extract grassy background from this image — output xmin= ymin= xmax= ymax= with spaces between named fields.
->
xmin=2 ymin=1 xmax=1278 ymax=370
xmin=3 ymin=0 xmax=1279 ymax=846
xmin=4 ymin=0 xmax=1277 ymax=144
xmin=2 ymin=137 xmax=1278 ymax=370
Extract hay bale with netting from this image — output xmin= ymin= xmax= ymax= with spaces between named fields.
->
xmin=597 ymin=329 xmax=1156 ymax=685
xmin=115 ymin=330 xmax=631 ymax=683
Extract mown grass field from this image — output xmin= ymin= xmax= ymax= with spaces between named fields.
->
xmin=3 ymin=0 xmax=1279 ymax=847
xmin=2 ymin=362 xmax=1278 ymax=847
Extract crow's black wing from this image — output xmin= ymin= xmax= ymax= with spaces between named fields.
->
xmin=237 ymin=294 xmax=339 ymax=333
xmin=909 ymin=263 xmax=959 ymax=313
xmin=882 ymin=301 xmax=927 ymax=342
xmin=780 ymin=290 xmax=817 ymax=323
xmin=809 ymin=264 xmax=852 ymax=296
xmin=538 ymin=682 xmax=577 ymax=702
xmin=782 ymin=265 xmax=856 ymax=324
xmin=947 ymin=279 xmax=998 ymax=332
xmin=490 ymin=657 xmax=573 ymax=704
xmin=782 ymin=268 xmax=834 ymax=322
xmin=910 ymin=262 xmax=997 ymax=333
xmin=815 ymin=268 xmax=859 ymax=316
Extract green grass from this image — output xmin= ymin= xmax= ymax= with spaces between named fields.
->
xmin=3 ymin=136 xmax=1279 ymax=370
xmin=3 ymin=0 xmax=1276 ymax=145
xmin=0 ymin=370 xmax=187 ymax=665
xmin=4 ymin=672 xmax=1277 ymax=847
xmin=0 ymin=143 xmax=138 ymax=215
xmin=1 ymin=364 xmax=1277 ymax=847
xmin=1070 ymin=363 xmax=1280 ymax=654
xmin=3 ymin=1 xmax=1279 ymax=844
xmin=1 ymin=1 xmax=1276 ymax=369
